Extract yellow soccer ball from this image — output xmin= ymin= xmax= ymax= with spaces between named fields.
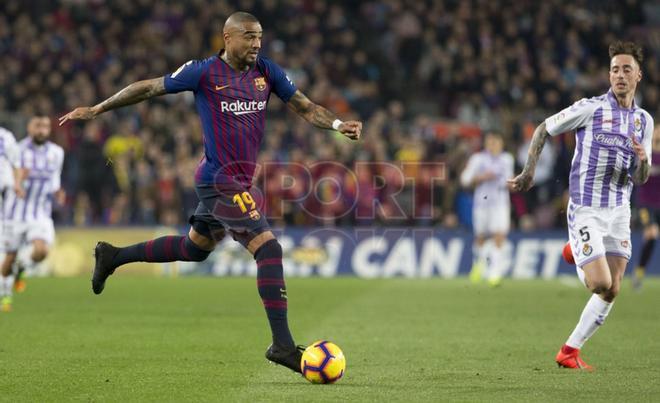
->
xmin=300 ymin=340 xmax=346 ymax=384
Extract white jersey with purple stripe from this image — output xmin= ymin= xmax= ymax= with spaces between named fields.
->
xmin=545 ymin=89 xmax=654 ymax=207
xmin=0 ymin=127 xmax=19 ymax=191
xmin=3 ymin=138 xmax=64 ymax=223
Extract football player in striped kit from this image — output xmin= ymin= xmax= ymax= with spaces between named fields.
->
xmin=1 ymin=116 xmax=65 ymax=311
xmin=0 ymin=126 xmax=23 ymax=311
xmin=59 ymin=11 xmax=361 ymax=374
xmin=509 ymin=41 xmax=654 ymax=370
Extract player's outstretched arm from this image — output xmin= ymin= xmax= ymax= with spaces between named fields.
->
xmin=507 ymin=121 xmax=550 ymax=192
xmin=59 ymin=77 xmax=166 ymax=125
xmin=286 ymin=90 xmax=362 ymax=140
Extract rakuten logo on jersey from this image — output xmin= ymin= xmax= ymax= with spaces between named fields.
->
xmin=220 ymin=100 xmax=267 ymax=116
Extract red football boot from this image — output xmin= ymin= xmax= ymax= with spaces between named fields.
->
xmin=556 ymin=345 xmax=593 ymax=371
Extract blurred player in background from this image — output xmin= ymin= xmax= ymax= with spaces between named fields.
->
xmin=460 ymin=132 xmax=514 ymax=286
xmin=60 ymin=12 xmax=361 ymax=374
xmin=1 ymin=116 xmax=65 ymax=312
xmin=509 ymin=41 xmax=654 ymax=370
xmin=632 ymin=126 xmax=660 ymax=290
xmin=1 ymin=126 xmax=22 ymax=311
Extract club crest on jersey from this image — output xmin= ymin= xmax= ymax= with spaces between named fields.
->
xmin=634 ymin=118 xmax=642 ymax=131
xmin=254 ymin=77 xmax=267 ymax=91
xmin=582 ymin=243 xmax=593 ymax=256
xmin=249 ymin=210 xmax=261 ymax=221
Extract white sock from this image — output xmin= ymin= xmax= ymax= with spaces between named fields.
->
xmin=17 ymin=245 xmax=35 ymax=270
xmin=1 ymin=275 xmax=14 ymax=298
xmin=472 ymin=244 xmax=484 ymax=266
xmin=566 ymin=294 xmax=613 ymax=349
xmin=486 ymin=244 xmax=508 ymax=280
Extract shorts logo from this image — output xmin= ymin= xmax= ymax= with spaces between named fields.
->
xmin=621 ymin=240 xmax=629 ymax=249
xmin=582 ymin=243 xmax=593 ymax=256
xmin=249 ymin=210 xmax=261 ymax=221
xmin=254 ymin=77 xmax=267 ymax=91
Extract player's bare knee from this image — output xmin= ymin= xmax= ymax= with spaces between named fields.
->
xmin=32 ymin=249 xmax=48 ymax=262
xmin=493 ymin=234 xmax=506 ymax=247
xmin=2 ymin=253 xmax=17 ymax=274
xmin=589 ymin=279 xmax=612 ymax=295
xmin=601 ymin=284 xmax=619 ymax=302
xmin=188 ymin=228 xmax=216 ymax=251
xmin=248 ymin=231 xmax=277 ymax=255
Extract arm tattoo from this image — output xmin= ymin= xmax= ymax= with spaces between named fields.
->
xmin=287 ymin=90 xmax=337 ymax=129
xmin=96 ymin=77 xmax=166 ymax=113
xmin=634 ymin=160 xmax=650 ymax=184
xmin=522 ymin=121 xmax=550 ymax=176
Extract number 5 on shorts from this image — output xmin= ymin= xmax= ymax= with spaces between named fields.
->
xmin=579 ymin=226 xmax=590 ymax=242
xmin=232 ymin=192 xmax=256 ymax=213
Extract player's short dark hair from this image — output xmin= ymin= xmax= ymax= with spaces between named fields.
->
xmin=226 ymin=11 xmax=259 ymax=25
xmin=609 ymin=40 xmax=644 ymax=67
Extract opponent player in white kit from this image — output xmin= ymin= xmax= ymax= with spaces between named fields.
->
xmin=0 ymin=127 xmax=24 ymax=311
xmin=460 ymin=132 xmax=514 ymax=286
xmin=1 ymin=116 xmax=65 ymax=312
xmin=509 ymin=41 xmax=654 ymax=370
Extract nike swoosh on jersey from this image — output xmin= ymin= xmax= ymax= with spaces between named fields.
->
xmin=215 ymin=84 xmax=230 ymax=91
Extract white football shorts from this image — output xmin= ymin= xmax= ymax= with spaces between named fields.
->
xmin=567 ymin=199 xmax=632 ymax=270
xmin=473 ymin=203 xmax=510 ymax=236
xmin=2 ymin=219 xmax=56 ymax=251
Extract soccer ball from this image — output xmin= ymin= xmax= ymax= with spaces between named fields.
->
xmin=300 ymin=340 xmax=346 ymax=384
xmin=562 ymin=242 xmax=575 ymax=264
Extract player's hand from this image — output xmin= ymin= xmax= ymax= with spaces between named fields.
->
xmin=55 ymin=189 xmax=66 ymax=206
xmin=338 ymin=121 xmax=362 ymax=140
xmin=13 ymin=184 xmax=26 ymax=199
xmin=632 ymin=137 xmax=648 ymax=164
xmin=476 ymin=171 xmax=497 ymax=184
xmin=507 ymin=171 xmax=534 ymax=192
xmin=58 ymin=106 xmax=100 ymax=126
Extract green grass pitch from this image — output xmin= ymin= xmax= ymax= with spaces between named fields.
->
xmin=1 ymin=276 xmax=660 ymax=402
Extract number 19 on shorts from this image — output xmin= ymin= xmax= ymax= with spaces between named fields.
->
xmin=232 ymin=192 xmax=256 ymax=213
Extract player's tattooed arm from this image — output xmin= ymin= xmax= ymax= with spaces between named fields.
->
xmin=287 ymin=90 xmax=362 ymax=140
xmin=59 ymin=77 xmax=166 ymax=125
xmin=632 ymin=137 xmax=650 ymax=184
xmin=507 ymin=121 xmax=549 ymax=192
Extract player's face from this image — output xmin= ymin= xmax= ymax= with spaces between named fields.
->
xmin=609 ymin=54 xmax=641 ymax=97
xmin=485 ymin=135 xmax=503 ymax=155
xmin=225 ymin=22 xmax=262 ymax=65
xmin=28 ymin=117 xmax=51 ymax=145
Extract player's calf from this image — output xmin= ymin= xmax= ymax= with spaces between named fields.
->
xmin=254 ymin=238 xmax=295 ymax=349
xmin=92 ymin=235 xmax=211 ymax=294
xmin=111 ymin=235 xmax=212 ymax=267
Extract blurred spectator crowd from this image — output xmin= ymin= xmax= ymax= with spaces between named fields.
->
xmin=1 ymin=0 xmax=658 ymax=229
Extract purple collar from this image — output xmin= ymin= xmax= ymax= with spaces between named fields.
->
xmin=607 ymin=89 xmax=636 ymax=111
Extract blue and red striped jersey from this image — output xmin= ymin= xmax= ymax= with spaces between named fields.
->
xmin=164 ymin=52 xmax=296 ymax=186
